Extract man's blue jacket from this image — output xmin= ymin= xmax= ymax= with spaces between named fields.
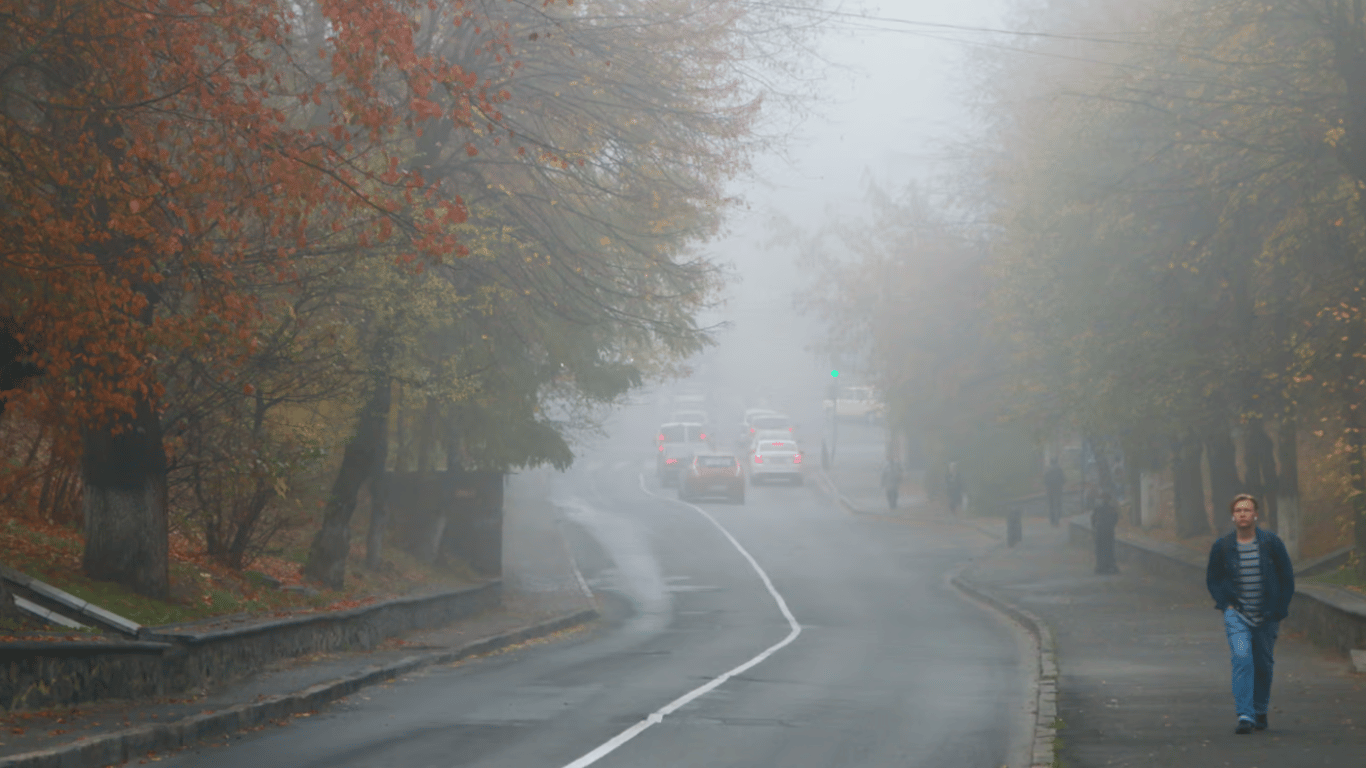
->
xmin=1205 ymin=526 xmax=1295 ymax=622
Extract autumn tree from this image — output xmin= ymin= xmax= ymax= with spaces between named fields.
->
xmin=296 ymin=0 xmax=823 ymax=586
xmin=1 ymin=0 xmax=486 ymax=596
xmin=976 ymin=0 xmax=1366 ymax=564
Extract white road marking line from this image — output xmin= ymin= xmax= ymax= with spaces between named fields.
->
xmin=556 ymin=518 xmax=596 ymax=602
xmin=558 ymin=475 xmax=803 ymax=768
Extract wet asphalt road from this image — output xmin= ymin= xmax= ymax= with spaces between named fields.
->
xmin=157 ymin=414 xmax=1030 ymax=768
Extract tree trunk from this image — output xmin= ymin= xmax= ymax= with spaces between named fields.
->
xmin=0 ymin=579 xmax=15 ymax=625
xmin=1084 ymin=434 xmax=1117 ymax=499
xmin=394 ymin=382 xmax=411 ymax=473
xmin=224 ymin=477 xmax=272 ymax=570
xmin=1326 ymin=0 xmax=1366 ymax=186
xmin=303 ymin=374 xmax=391 ymax=590
xmin=1244 ymin=418 xmax=1278 ymax=531
xmin=364 ymin=423 xmax=390 ymax=571
xmin=1345 ymin=400 xmax=1366 ymax=581
xmin=416 ymin=397 xmax=440 ymax=474
xmin=1125 ymin=459 xmax=1142 ymax=526
xmin=1205 ymin=424 xmax=1242 ymax=536
xmin=81 ymin=396 xmax=169 ymax=598
xmin=1173 ymin=432 xmax=1208 ymax=538
xmin=1139 ymin=470 xmax=1160 ymax=528
xmin=1276 ymin=414 xmax=1302 ymax=560
xmin=1120 ymin=434 xmax=1153 ymax=526
xmin=0 ymin=321 xmax=39 ymax=419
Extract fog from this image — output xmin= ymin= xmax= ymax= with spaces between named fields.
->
xmin=672 ymin=0 xmax=1010 ymax=449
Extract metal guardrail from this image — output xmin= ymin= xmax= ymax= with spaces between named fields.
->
xmin=0 ymin=563 xmax=141 ymax=637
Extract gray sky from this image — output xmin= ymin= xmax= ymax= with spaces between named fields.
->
xmin=743 ymin=0 xmax=1010 ymax=228
xmin=698 ymin=0 xmax=1011 ymax=409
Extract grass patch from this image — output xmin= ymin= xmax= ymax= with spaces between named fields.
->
xmin=1305 ymin=563 xmax=1366 ymax=595
xmin=0 ymin=514 xmax=481 ymax=634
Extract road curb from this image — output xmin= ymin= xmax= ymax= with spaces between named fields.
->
xmin=0 ymin=608 xmax=599 ymax=768
xmin=950 ymin=571 xmax=1058 ymax=768
xmin=822 ymin=470 xmax=1055 ymax=766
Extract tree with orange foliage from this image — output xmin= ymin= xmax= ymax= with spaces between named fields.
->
xmin=0 ymin=0 xmax=488 ymax=597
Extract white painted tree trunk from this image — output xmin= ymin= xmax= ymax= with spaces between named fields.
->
xmin=1277 ymin=494 xmax=1301 ymax=561
xmin=1140 ymin=471 xmax=1160 ymax=528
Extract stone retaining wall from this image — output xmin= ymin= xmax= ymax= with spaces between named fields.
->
xmin=1068 ymin=518 xmax=1366 ymax=655
xmin=0 ymin=581 xmax=500 ymax=711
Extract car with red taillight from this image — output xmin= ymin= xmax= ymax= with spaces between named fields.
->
xmin=749 ymin=439 xmax=804 ymax=484
xmin=678 ymin=453 xmax=745 ymax=504
xmin=735 ymin=409 xmax=795 ymax=452
xmin=656 ymin=422 xmax=709 ymax=486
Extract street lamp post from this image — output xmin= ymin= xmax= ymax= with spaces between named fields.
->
xmin=825 ymin=369 xmax=840 ymax=468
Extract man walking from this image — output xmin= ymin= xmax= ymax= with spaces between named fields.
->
xmin=1044 ymin=459 xmax=1066 ymax=526
xmin=1205 ymin=494 xmax=1295 ymax=734
xmin=1091 ymin=490 xmax=1119 ymax=574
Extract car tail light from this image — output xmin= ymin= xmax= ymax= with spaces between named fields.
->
xmin=753 ymin=455 xmax=763 ymax=463
xmin=658 ymin=444 xmax=664 ymax=451
xmin=749 ymin=427 xmax=755 ymax=433
xmin=658 ymin=433 xmax=664 ymax=441
xmin=666 ymin=457 xmax=678 ymax=465
xmin=700 ymin=433 xmax=707 ymax=440
xmin=794 ymin=453 xmax=803 ymax=464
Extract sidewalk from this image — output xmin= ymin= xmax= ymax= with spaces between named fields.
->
xmin=0 ymin=468 xmax=597 ymax=768
xmin=823 ymin=457 xmax=1366 ymax=767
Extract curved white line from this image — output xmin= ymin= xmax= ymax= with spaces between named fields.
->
xmin=557 ymin=475 xmax=803 ymax=768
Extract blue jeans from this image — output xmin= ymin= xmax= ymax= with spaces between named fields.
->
xmin=1223 ymin=608 xmax=1279 ymax=721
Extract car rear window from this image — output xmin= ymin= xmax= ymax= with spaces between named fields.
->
xmin=751 ymin=416 xmax=791 ymax=430
xmin=660 ymin=424 xmax=707 ymax=443
xmin=698 ymin=456 xmax=737 ymax=468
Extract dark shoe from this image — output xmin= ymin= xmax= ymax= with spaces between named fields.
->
xmin=1235 ymin=718 xmax=1254 ymax=734
xmin=1254 ymin=714 xmax=1268 ymax=731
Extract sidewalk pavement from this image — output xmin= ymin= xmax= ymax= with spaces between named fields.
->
xmin=823 ymin=459 xmax=1366 ymax=768
xmin=0 ymin=468 xmax=598 ymax=768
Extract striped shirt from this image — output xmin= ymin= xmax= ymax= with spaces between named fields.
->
xmin=1236 ymin=541 xmax=1263 ymax=626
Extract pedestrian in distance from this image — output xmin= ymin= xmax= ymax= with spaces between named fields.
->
xmin=1205 ymin=493 xmax=1295 ymax=735
xmin=881 ymin=461 xmax=903 ymax=510
xmin=1044 ymin=458 xmax=1066 ymax=527
xmin=945 ymin=462 xmax=963 ymax=515
xmin=1091 ymin=490 xmax=1120 ymax=574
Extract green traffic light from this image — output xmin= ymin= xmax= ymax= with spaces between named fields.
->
xmin=830 ymin=369 xmax=839 ymax=377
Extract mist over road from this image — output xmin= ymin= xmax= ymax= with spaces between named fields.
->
xmin=156 ymin=403 xmax=1030 ymax=768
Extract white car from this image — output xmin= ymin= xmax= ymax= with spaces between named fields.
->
xmin=749 ymin=438 xmax=804 ymax=484
xmin=670 ymin=409 xmax=711 ymax=429
xmin=736 ymin=411 xmax=796 ymax=451
xmin=657 ymin=422 xmax=709 ymax=486
xmin=823 ymin=385 xmax=883 ymax=422
xmin=747 ymin=429 xmax=794 ymax=455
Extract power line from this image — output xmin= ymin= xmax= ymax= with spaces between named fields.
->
xmin=740 ymin=0 xmax=1161 ymax=47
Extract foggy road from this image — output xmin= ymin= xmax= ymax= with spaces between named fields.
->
xmin=156 ymin=409 xmax=1030 ymax=768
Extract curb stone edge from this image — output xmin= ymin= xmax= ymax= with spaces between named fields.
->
xmin=0 ymin=608 xmax=599 ymax=768
xmin=950 ymin=572 xmax=1059 ymax=768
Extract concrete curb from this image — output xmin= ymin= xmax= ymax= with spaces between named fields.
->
xmin=950 ymin=571 xmax=1058 ymax=768
xmin=0 ymin=608 xmax=599 ymax=768
xmin=821 ymin=469 xmax=1054 ymax=767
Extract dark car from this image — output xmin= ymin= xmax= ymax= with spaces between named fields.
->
xmin=678 ymin=453 xmax=745 ymax=504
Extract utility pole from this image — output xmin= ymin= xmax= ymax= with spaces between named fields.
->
xmin=825 ymin=369 xmax=840 ymax=468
